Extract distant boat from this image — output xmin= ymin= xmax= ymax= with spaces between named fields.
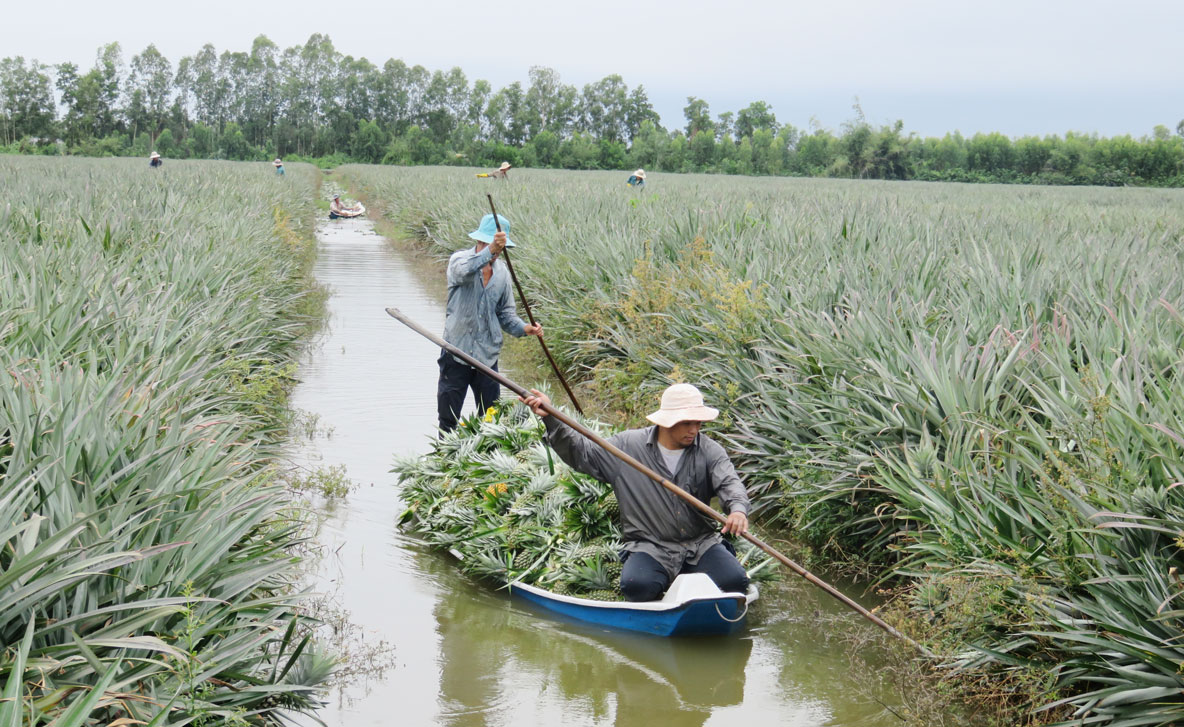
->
xmin=329 ymin=202 xmax=366 ymax=219
xmin=508 ymin=573 xmax=757 ymax=637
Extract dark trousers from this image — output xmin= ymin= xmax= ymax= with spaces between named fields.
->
xmin=437 ymin=350 xmax=500 ymax=432
xmin=619 ymin=542 xmax=749 ymax=602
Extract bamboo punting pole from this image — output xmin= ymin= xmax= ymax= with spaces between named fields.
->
xmin=484 ymin=194 xmax=584 ymax=415
xmin=387 ymin=306 xmax=929 ymax=655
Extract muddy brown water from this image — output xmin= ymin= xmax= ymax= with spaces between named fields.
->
xmin=288 ymin=215 xmax=912 ymax=726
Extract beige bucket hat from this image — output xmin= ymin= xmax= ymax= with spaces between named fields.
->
xmin=499 ymin=161 xmax=512 ymax=170
xmin=150 ymin=151 xmax=160 ymax=159
xmin=635 ymin=169 xmax=646 ymax=179
xmin=646 ymin=384 xmax=719 ymax=427
xmin=273 ymin=158 xmax=283 ymax=165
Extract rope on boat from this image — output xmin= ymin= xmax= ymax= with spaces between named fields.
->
xmin=715 ymin=598 xmax=749 ymax=623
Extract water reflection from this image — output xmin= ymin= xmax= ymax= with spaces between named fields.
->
xmin=426 ymin=546 xmax=750 ymax=727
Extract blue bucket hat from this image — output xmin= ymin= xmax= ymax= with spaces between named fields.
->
xmin=468 ymin=213 xmax=515 ymax=247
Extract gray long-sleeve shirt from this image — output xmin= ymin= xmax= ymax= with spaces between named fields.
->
xmin=442 ymin=246 xmax=527 ymax=367
xmin=544 ymin=417 xmax=750 ymax=580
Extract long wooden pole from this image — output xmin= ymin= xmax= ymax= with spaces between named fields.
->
xmin=485 ymin=195 xmax=584 ymax=415
xmin=386 ymin=306 xmax=928 ymax=654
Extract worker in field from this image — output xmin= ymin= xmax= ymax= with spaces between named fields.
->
xmin=477 ymin=161 xmax=512 ymax=179
xmin=626 ymin=169 xmax=646 ymax=187
xmin=519 ymin=383 xmax=751 ymax=601
xmin=149 ymin=151 xmax=163 ymax=168
xmin=273 ymin=158 xmax=285 ymax=176
xmin=438 ymin=213 xmax=542 ymax=432
xmin=329 ymin=193 xmax=364 ymax=219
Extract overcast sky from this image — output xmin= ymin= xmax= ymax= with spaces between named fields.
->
xmin=5 ymin=0 xmax=1180 ymax=138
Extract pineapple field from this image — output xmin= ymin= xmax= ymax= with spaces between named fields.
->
xmin=342 ymin=164 xmax=1184 ymax=725
xmin=0 ymin=156 xmax=330 ymax=725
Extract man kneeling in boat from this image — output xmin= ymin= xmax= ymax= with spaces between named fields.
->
xmin=520 ymin=384 xmax=750 ymax=601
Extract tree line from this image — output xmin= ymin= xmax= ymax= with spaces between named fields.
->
xmin=2 ymin=34 xmax=1182 ymax=186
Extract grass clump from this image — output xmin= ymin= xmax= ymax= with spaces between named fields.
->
xmin=287 ymin=464 xmax=356 ymax=499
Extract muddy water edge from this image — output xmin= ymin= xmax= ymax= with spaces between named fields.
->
xmin=287 ymin=199 xmax=940 ymax=727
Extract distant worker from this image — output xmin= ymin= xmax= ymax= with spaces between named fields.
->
xmin=273 ymin=158 xmax=285 ymax=176
xmin=626 ymin=169 xmax=646 ymax=187
xmin=477 ymin=161 xmax=512 ymax=179
xmin=149 ymin=151 xmax=163 ymax=168
xmin=329 ymin=193 xmax=365 ymax=219
xmin=437 ymin=213 xmax=542 ymax=432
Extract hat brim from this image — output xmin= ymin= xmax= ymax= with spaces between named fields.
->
xmin=646 ymin=405 xmax=719 ymax=428
xmin=468 ymin=230 xmax=515 ymax=248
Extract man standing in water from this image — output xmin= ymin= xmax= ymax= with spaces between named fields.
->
xmin=438 ymin=213 xmax=542 ymax=432
xmin=519 ymin=383 xmax=751 ymax=601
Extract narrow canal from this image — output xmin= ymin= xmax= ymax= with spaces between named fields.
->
xmin=287 ymin=211 xmax=911 ymax=726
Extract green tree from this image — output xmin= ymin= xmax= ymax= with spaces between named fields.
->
xmin=683 ymin=96 xmax=712 ymax=137
xmin=525 ymin=128 xmax=559 ymax=166
xmin=484 ymin=82 xmax=525 ymax=144
xmin=665 ymin=130 xmax=689 ymax=172
xmin=626 ymin=119 xmax=667 ymax=170
xmin=966 ymin=132 xmax=1015 ymax=175
xmin=1014 ymin=135 xmax=1051 ymax=176
xmin=598 ymin=138 xmax=627 ymax=169
xmin=689 ymin=129 xmax=715 ymax=169
xmin=467 ymin=79 xmax=490 ymax=128
xmin=240 ymin=35 xmax=281 ymax=149
xmin=154 ymin=127 xmax=176 ymax=156
xmin=127 ymin=44 xmax=173 ymax=148
xmin=558 ymin=130 xmax=599 ymax=169
xmin=793 ymin=130 xmax=837 ymax=174
xmin=735 ymin=100 xmax=778 ymax=139
xmin=92 ymin=43 xmax=124 ymax=138
xmin=931 ymin=132 xmax=967 ymax=173
xmin=716 ymin=111 xmax=734 ymax=143
xmin=420 ymin=66 xmax=468 ymax=144
xmin=190 ymin=123 xmax=215 ymax=156
xmin=0 ymin=57 xmax=56 ymax=145
xmin=57 ymin=44 xmax=125 ymax=146
xmin=580 ymin=74 xmax=628 ymax=142
xmin=351 ymin=118 xmax=387 ymax=162
xmin=178 ymin=43 xmax=230 ymax=130
xmin=750 ymin=127 xmax=777 ymax=174
xmin=221 ymin=121 xmax=252 ymax=159
xmin=524 ymin=66 xmax=577 ymax=138
xmin=623 ymin=85 xmax=659 ymax=142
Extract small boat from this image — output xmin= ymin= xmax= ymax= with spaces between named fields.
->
xmin=329 ymin=202 xmax=366 ymax=219
xmin=508 ymin=573 xmax=758 ymax=637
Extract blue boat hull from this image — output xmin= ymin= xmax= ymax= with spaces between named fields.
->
xmin=508 ymin=575 xmax=756 ymax=637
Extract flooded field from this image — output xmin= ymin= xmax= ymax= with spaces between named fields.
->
xmin=288 ymin=214 xmax=916 ymax=726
